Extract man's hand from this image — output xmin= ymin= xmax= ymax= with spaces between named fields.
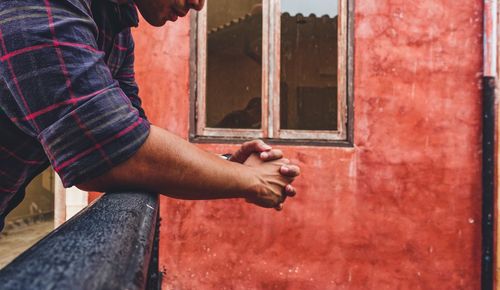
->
xmin=243 ymin=153 xmax=299 ymax=210
xmin=230 ymin=140 xmax=278 ymax=163
xmin=229 ymin=140 xmax=300 ymax=199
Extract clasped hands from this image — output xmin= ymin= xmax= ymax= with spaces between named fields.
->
xmin=229 ymin=140 xmax=300 ymax=211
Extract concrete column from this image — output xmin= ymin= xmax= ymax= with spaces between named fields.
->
xmin=65 ymin=187 xmax=88 ymax=220
xmin=53 ymin=175 xmax=66 ymax=228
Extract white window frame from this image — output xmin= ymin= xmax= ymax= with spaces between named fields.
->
xmin=192 ymin=0 xmax=352 ymax=144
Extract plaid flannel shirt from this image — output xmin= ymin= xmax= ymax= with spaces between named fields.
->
xmin=0 ymin=0 xmax=150 ymax=230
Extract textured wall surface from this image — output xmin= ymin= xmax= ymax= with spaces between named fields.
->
xmin=132 ymin=0 xmax=483 ymax=288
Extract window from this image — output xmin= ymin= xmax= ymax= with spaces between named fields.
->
xmin=192 ymin=0 xmax=353 ymax=144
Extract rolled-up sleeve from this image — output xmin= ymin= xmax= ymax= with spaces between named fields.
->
xmin=38 ymin=87 xmax=150 ymax=187
xmin=0 ymin=1 xmax=150 ymax=187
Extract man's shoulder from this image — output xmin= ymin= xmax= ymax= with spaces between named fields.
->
xmin=0 ymin=0 xmax=96 ymax=28
xmin=0 ymin=0 xmax=93 ymax=16
xmin=0 ymin=0 xmax=98 ymax=46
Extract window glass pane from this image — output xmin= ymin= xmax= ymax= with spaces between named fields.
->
xmin=205 ymin=0 xmax=263 ymax=129
xmin=280 ymin=0 xmax=339 ymax=131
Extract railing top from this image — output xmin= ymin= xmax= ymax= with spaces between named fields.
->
xmin=0 ymin=192 xmax=159 ymax=290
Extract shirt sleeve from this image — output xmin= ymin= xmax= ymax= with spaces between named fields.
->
xmin=0 ymin=1 xmax=150 ymax=187
xmin=114 ymin=30 xmax=148 ymax=120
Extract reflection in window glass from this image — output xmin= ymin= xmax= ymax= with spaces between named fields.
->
xmin=206 ymin=0 xmax=263 ymax=129
xmin=280 ymin=0 xmax=339 ymax=130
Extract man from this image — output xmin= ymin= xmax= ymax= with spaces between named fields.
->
xmin=0 ymin=0 xmax=300 ymax=231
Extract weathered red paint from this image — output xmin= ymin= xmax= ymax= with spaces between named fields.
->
xmin=132 ymin=0 xmax=483 ymax=288
xmin=88 ymin=191 xmax=101 ymax=203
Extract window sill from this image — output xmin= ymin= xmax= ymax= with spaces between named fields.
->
xmin=189 ymin=135 xmax=354 ymax=148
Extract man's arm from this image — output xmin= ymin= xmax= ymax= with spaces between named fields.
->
xmin=77 ymin=125 xmax=295 ymax=208
xmin=0 ymin=0 xmax=298 ymax=208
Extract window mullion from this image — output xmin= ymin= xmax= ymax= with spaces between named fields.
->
xmin=267 ymin=0 xmax=281 ymax=139
xmin=196 ymin=7 xmax=207 ymax=135
xmin=337 ymin=0 xmax=348 ymax=139
xmin=262 ymin=0 xmax=270 ymax=138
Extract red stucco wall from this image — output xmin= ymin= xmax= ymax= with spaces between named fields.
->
xmin=132 ymin=0 xmax=483 ymax=288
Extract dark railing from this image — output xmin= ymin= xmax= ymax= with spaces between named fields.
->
xmin=0 ymin=192 xmax=161 ymax=290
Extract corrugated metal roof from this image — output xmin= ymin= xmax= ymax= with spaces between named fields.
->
xmin=208 ymin=13 xmax=336 ymax=35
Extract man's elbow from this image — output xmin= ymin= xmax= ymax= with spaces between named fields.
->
xmin=75 ymin=177 xmax=108 ymax=192
xmin=75 ymin=182 xmax=98 ymax=193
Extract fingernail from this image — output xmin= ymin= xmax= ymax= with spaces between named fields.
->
xmin=261 ymin=152 xmax=269 ymax=159
xmin=281 ymin=166 xmax=289 ymax=173
xmin=286 ymin=184 xmax=292 ymax=192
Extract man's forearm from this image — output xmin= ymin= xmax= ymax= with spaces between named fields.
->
xmin=76 ymin=125 xmax=258 ymax=199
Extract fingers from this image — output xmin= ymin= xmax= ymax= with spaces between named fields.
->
xmin=231 ymin=140 xmax=272 ymax=163
xmin=273 ymin=185 xmax=295 ymax=211
xmin=246 ymin=187 xmax=287 ymax=210
xmin=246 ymin=196 xmax=282 ymax=209
xmin=273 ymin=184 xmax=296 ymax=211
xmin=260 ymin=149 xmax=283 ymax=161
xmin=275 ymin=186 xmax=290 ymax=210
xmin=274 ymin=191 xmax=286 ymax=211
xmin=243 ymin=140 xmax=272 ymax=153
xmin=247 ymin=188 xmax=293 ymax=211
xmin=285 ymin=184 xmax=296 ymax=197
xmin=280 ymin=164 xmax=301 ymax=177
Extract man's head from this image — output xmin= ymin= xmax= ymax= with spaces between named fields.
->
xmin=132 ymin=0 xmax=205 ymax=26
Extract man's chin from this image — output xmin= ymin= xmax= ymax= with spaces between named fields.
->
xmin=144 ymin=15 xmax=169 ymax=27
xmin=168 ymin=14 xmax=179 ymax=22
